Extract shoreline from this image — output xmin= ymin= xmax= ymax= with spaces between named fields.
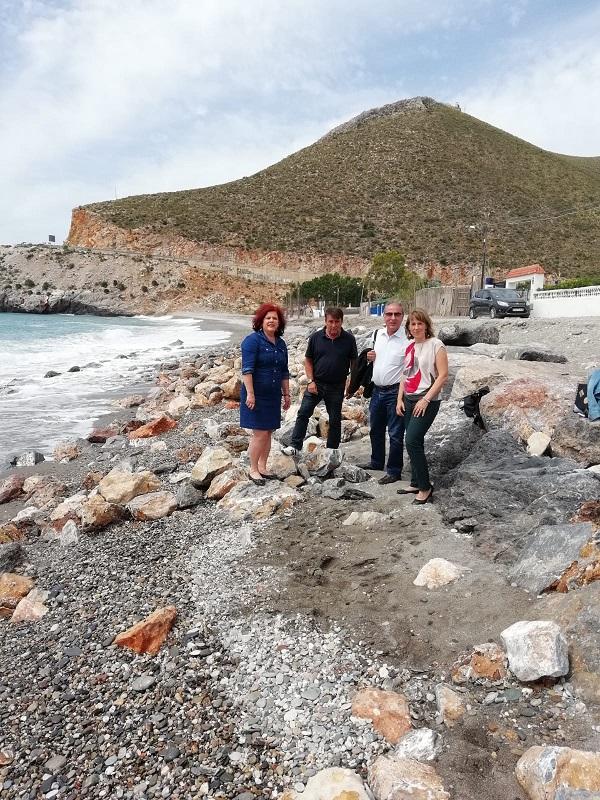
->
xmin=1 ymin=316 xmax=599 ymax=798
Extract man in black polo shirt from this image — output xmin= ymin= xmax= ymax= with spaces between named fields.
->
xmin=284 ymin=307 xmax=358 ymax=454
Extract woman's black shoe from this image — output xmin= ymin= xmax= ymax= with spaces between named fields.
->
xmin=412 ymin=488 xmax=434 ymax=505
xmin=248 ymin=474 xmax=266 ymax=486
xmin=397 ymin=487 xmax=419 ymax=495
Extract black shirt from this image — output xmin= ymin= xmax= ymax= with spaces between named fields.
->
xmin=305 ymin=328 xmax=358 ymax=385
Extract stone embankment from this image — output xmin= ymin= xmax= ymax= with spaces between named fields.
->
xmin=0 ymin=318 xmax=599 ymax=799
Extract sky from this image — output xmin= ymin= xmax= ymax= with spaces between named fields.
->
xmin=1 ymin=0 xmax=599 ymax=244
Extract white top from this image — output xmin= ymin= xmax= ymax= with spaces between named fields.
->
xmin=403 ymin=337 xmax=446 ymax=400
xmin=372 ymin=327 xmax=410 ymax=386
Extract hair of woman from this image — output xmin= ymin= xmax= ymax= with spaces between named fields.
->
xmin=405 ymin=307 xmax=435 ymax=339
xmin=252 ymin=303 xmax=286 ymax=335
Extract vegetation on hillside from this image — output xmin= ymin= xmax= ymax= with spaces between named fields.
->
xmin=81 ymin=99 xmax=600 ymax=277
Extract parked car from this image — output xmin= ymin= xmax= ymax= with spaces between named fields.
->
xmin=469 ymin=288 xmax=530 ymax=319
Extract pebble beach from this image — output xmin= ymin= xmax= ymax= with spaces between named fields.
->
xmin=1 ymin=314 xmax=600 ymax=800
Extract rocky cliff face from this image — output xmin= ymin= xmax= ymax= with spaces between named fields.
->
xmin=68 ymin=209 xmax=369 ymax=280
xmin=0 ymin=243 xmax=285 ymax=316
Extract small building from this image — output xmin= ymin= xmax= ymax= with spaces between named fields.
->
xmin=504 ymin=264 xmax=545 ymax=294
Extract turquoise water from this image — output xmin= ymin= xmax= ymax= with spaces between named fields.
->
xmin=0 ymin=312 xmax=230 ymax=462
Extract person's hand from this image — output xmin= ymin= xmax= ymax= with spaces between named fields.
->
xmin=366 ymin=350 xmax=376 ymax=363
xmin=282 ymin=394 xmax=291 ymax=411
xmin=307 ymin=380 xmax=318 ymax=395
xmin=413 ymin=398 xmax=429 ymax=417
xmin=396 ymin=396 xmax=405 ymax=416
xmin=245 ymin=392 xmax=256 ymax=410
xmin=344 ymin=378 xmax=352 ymax=399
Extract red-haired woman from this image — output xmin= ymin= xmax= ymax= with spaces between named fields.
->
xmin=240 ymin=304 xmax=291 ymax=484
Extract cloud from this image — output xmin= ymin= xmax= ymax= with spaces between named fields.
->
xmin=0 ymin=0 xmax=597 ymax=243
xmin=461 ymin=7 xmax=600 ymax=155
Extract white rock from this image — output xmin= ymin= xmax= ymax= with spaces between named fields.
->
xmin=283 ymin=767 xmax=369 ymax=800
xmin=393 ymin=728 xmax=443 ymax=762
xmin=98 ymin=470 xmax=161 ymax=504
xmin=10 ymin=588 xmax=50 ymax=624
xmin=301 ymin=445 xmax=344 ymax=476
xmin=49 ymin=493 xmax=87 ymax=521
xmin=527 ymin=431 xmax=551 ymax=456
xmin=413 ymin=558 xmax=469 ymax=589
xmin=167 ymin=395 xmax=191 ymax=419
xmin=500 ymin=620 xmax=569 ymax=681
xmin=217 ymin=482 xmax=301 ymax=521
xmin=58 ymin=520 xmax=79 ymax=546
xmin=190 ymin=447 xmax=234 ymax=487
xmin=343 ymin=511 xmax=388 ymax=528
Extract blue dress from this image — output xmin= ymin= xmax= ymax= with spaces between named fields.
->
xmin=240 ymin=330 xmax=289 ymax=430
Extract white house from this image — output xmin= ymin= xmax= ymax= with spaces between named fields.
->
xmin=504 ymin=264 xmax=545 ymax=293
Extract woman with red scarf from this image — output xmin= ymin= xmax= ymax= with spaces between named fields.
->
xmin=395 ymin=308 xmax=448 ymax=505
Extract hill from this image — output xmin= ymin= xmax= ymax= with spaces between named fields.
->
xmin=71 ymin=97 xmax=600 ymax=278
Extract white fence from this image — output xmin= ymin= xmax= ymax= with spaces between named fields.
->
xmin=532 ymin=285 xmax=600 ymax=318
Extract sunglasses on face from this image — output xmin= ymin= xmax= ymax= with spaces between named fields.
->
xmin=384 ymin=312 xmax=402 ymax=317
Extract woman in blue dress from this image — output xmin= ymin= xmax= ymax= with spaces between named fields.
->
xmin=240 ymin=303 xmax=291 ymax=484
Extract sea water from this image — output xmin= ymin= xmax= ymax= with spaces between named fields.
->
xmin=0 ymin=312 xmax=231 ymax=463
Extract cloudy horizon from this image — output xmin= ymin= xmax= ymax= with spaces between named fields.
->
xmin=1 ymin=0 xmax=599 ymax=244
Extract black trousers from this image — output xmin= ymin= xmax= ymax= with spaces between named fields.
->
xmin=291 ymin=382 xmax=345 ymax=449
xmin=404 ymin=396 xmax=441 ymax=490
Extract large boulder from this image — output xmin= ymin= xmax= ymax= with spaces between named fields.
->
xmin=205 ymin=468 xmax=248 ymax=500
xmin=127 ymin=491 xmax=177 ymax=521
xmin=551 ymin=413 xmax=600 ymax=466
xmin=509 ymin=523 xmax=595 ymax=595
xmin=515 ymin=746 xmax=600 ymax=800
xmin=190 ymin=447 xmax=234 ymax=488
xmin=0 ymin=543 xmax=24 ymax=572
xmin=98 ymin=470 xmax=161 ymax=504
xmin=368 ymin=755 xmax=449 ymax=800
xmin=0 ymin=475 xmax=25 ymax=504
xmin=217 ymin=482 xmax=301 ymax=521
xmin=438 ymin=321 xmax=499 ymax=346
xmin=265 ymin=449 xmax=297 ymax=480
xmin=393 ymin=728 xmax=442 ymax=762
xmin=437 ymin=430 xmax=600 ymax=561
xmin=501 ymin=620 xmax=569 ymax=681
xmin=79 ymin=494 xmax=124 ymax=531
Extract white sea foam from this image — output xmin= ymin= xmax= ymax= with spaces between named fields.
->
xmin=0 ymin=313 xmax=231 ymax=462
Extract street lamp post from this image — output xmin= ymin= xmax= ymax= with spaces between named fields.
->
xmin=469 ymin=222 xmax=488 ymax=290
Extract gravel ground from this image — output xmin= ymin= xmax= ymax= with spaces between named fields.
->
xmin=1 ymin=313 xmax=599 ymax=799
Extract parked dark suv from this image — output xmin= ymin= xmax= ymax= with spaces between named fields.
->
xmin=469 ymin=288 xmax=530 ymax=319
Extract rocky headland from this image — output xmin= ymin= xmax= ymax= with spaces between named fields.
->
xmin=1 ymin=315 xmax=599 ymax=800
xmin=0 ymin=244 xmax=286 ymax=316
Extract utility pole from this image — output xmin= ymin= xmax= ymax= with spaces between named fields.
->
xmin=481 ymin=222 xmax=488 ymax=290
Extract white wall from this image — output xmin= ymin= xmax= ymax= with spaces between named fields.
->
xmin=532 ymin=285 xmax=600 ymax=318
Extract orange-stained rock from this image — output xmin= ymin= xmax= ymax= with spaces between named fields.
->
xmin=452 ymin=642 xmax=508 ymax=685
xmin=0 ymin=573 xmax=35 ymax=618
xmin=11 ymin=588 xmax=49 ymax=624
xmin=351 ymin=687 xmax=412 ymax=743
xmin=127 ymin=415 xmax=177 ymax=439
xmin=0 ymin=524 xmax=24 ymax=544
xmin=113 ymin=606 xmax=177 ymax=655
xmin=225 ymin=400 xmax=240 ymax=410
xmin=0 ymin=475 xmax=25 ymax=504
xmin=516 ymin=746 xmax=600 ymax=799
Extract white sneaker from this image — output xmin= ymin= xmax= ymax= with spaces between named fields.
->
xmin=282 ymin=446 xmax=299 ymax=456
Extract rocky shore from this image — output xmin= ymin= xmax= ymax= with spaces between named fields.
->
xmin=1 ymin=315 xmax=599 ymax=800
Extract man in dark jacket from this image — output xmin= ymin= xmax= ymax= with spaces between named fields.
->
xmin=283 ymin=307 xmax=357 ymax=454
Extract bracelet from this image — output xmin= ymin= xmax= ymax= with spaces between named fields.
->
xmin=283 ymin=394 xmax=290 ymax=397
xmin=308 ymin=379 xmax=315 ymax=384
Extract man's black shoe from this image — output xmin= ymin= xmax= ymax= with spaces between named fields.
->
xmin=357 ymin=462 xmax=383 ymax=471
xmin=378 ymin=474 xmax=401 ymax=485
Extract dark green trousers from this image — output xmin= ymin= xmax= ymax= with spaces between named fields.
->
xmin=404 ymin=396 xmax=441 ymax=491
